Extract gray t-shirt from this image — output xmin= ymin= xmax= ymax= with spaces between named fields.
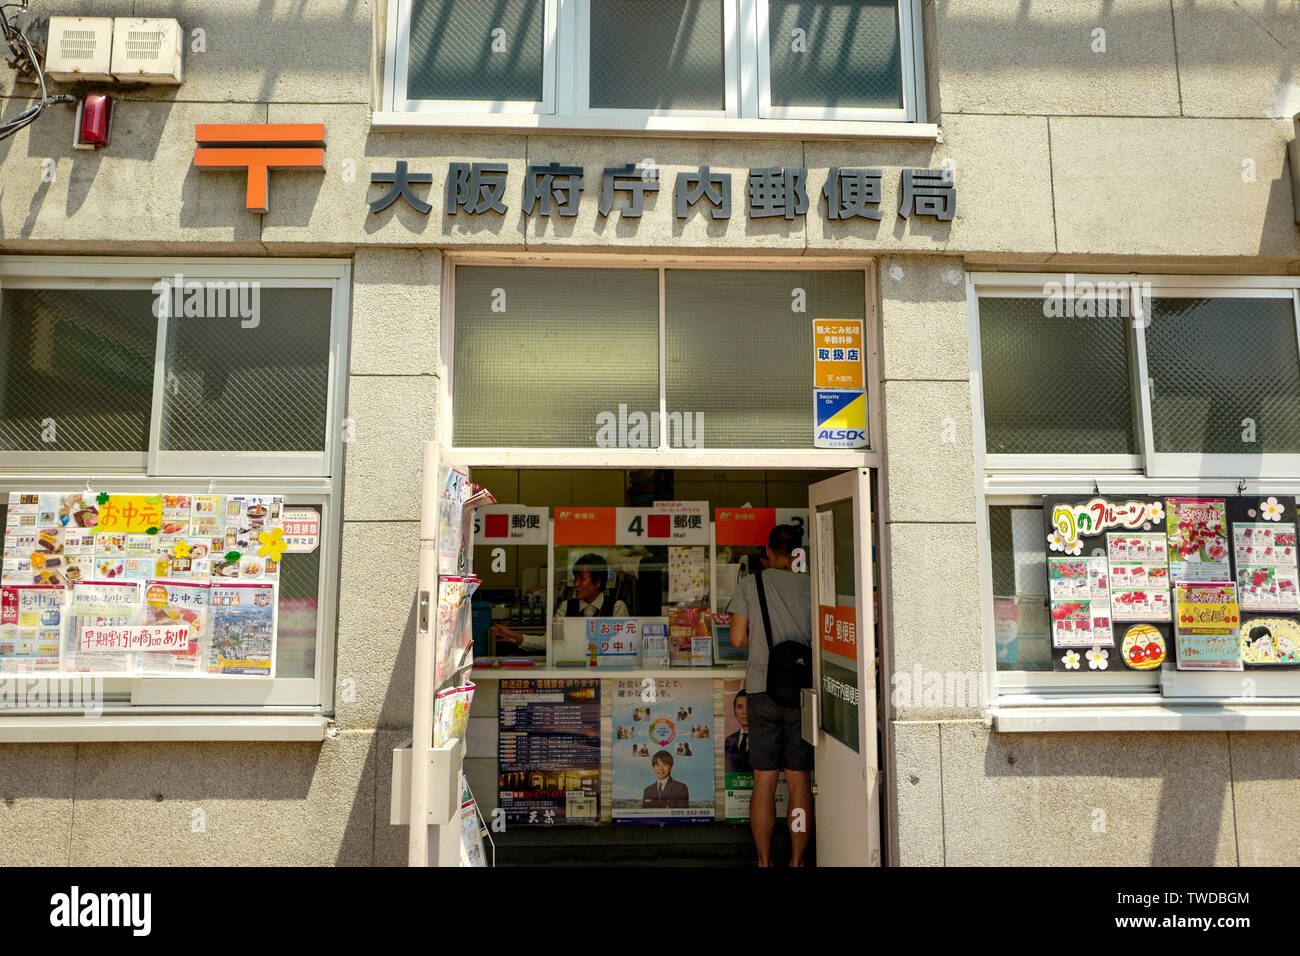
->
xmin=728 ymin=569 xmax=811 ymax=697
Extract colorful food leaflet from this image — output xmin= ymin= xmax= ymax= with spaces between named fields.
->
xmin=435 ymin=576 xmax=478 ymax=692
xmin=208 ymin=582 xmax=277 ymax=676
xmin=1166 ymin=497 xmax=1230 ymax=584
xmin=1107 ymin=532 xmax=1171 ymax=622
xmin=65 ymin=581 xmax=143 ymax=673
xmin=1047 ymin=557 xmax=1112 ymax=647
xmin=1234 ymin=523 xmax=1299 ymax=611
xmin=0 ymin=625 xmax=60 ymax=673
xmin=668 ymin=606 xmax=713 ymax=666
xmin=3 ymin=492 xmax=284 ymax=585
xmin=139 ymin=580 xmax=210 ymax=675
xmin=1174 ymin=582 xmax=1242 ymax=671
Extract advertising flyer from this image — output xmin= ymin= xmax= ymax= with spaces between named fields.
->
xmin=1041 ymin=495 xmax=1172 ymax=672
xmin=1047 ymin=556 xmax=1112 ymax=647
xmin=3 ymin=491 xmax=284 ymax=586
xmin=497 ymin=679 xmax=600 ymax=826
xmin=1226 ymin=496 xmax=1300 ymax=613
xmin=1107 ymin=532 xmax=1171 ymax=621
xmin=668 ymin=606 xmax=713 ymax=666
xmin=65 ymin=580 xmax=143 ymax=673
xmin=668 ymin=545 xmax=707 ymax=603
xmin=0 ymin=626 xmax=61 ymax=673
xmin=208 ymin=582 xmax=277 ymax=676
xmin=139 ymin=580 xmax=210 ymax=675
xmin=1174 ymin=582 xmax=1242 ymax=671
xmin=585 ymin=617 xmax=640 ymax=668
xmin=722 ymin=679 xmax=788 ymax=823
xmin=612 ymin=678 xmax=715 ymax=824
xmin=1166 ymin=497 xmax=1230 ymax=584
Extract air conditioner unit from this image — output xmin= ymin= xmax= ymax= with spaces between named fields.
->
xmin=110 ymin=17 xmax=183 ymax=85
xmin=44 ymin=16 xmax=114 ymax=83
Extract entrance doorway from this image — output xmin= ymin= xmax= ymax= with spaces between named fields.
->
xmin=457 ymin=466 xmax=884 ymax=866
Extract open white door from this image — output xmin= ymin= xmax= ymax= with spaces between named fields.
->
xmin=807 ymin=468 xmax=879 ymax=866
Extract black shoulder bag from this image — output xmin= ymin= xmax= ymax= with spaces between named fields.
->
xmin=755 ymin=569 xmax=811 ymax=708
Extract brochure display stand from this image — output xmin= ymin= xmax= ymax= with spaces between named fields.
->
xmin=400 ymin=443 xmax=494 ymax=867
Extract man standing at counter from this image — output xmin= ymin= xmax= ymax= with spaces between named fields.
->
xmin=727 ymin=525 xmax=813 ymax=867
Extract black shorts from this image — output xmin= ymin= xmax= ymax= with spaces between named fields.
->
xmin=747 ymin=692 xmax=814 ymax=772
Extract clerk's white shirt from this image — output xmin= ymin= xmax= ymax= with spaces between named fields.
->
xmin=556 ymin=595 xmax=630 ymax=618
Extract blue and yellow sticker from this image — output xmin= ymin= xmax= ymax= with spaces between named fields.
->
xmin=814 ymin=390 xmax=868 ymax=448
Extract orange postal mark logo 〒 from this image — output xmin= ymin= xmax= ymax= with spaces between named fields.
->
xmin=193 ymin=124 xmax=326 ymax=213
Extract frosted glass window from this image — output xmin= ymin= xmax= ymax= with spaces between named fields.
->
xmin=1146 ymin=297 xmax=1300 ymax=454
xmin=989 ymin=504 xmax=1051 ymax=671
xmin=408 ymin=0 xmax=545 ymax=102
xmin=453 ymin=267 xmax=660 ymax=447
xmin=978 ymin=297 xmax=1135 ymax=455
xmin=160 ymin=288 xmax=333 ymax=453
xmin=0 ymin=288 xmax=156 ymax=452
xmin=665 ymin=270 xmax=864 ymax=448
xmin=767 ymin=0 xmax=902 ymax=109
xmin=589 ymin=0 xmax=725 ymax=110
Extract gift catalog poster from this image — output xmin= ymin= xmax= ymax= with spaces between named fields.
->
xmin=612 ymin=678 xmax=715 ymax=824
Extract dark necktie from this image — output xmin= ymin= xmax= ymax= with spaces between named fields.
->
xmin=738 ymin=733 xmax=749 ymax=765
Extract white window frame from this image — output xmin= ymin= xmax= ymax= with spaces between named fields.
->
xmin=0 ymin=258 xmax=349 ymax=479
xmin=381 ymin=0 xmax=930 ymax=136
xmin=389 ymin=0 xmax=560 ymax=115
xmin=756 ymin=0 xmax=916 ymax=123
xmin=969 ymin=272 xmax=1300 ymax=708
xmin=0 ymin=256 xmax=349 ymax=724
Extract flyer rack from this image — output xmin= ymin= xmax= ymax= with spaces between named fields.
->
xmin=401 ymin=442 xmax=495 ymax=867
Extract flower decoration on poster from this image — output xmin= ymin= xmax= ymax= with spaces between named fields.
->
xmin=257 ymin=527 xmax=287 ymax=562
xmin=1085 ymin=646 xmax=1109 ymax=670
xmin=1061 ymin=649 xmax=1081 ymax=670
xmin=1261 ymin=497 xmax=1284 ymax=522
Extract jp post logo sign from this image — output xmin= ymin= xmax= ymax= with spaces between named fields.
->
xmin=814 ymin=390 xmax=868 ymax=448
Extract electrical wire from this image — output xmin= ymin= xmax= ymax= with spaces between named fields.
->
xmin=1 ymin=1 xmax=75 ymax=143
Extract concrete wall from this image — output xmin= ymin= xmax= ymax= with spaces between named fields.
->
xmin=0 ymin=0 xmax=1297 ymax=865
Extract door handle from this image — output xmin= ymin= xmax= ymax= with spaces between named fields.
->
xmin=811 ymin=785 xmax=820 ymax=796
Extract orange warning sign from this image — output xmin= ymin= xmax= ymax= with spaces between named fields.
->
xmin=813 ymin=319 xmax=864 ymax=389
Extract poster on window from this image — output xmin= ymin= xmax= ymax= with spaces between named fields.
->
xmin=1174 ymin=582 xmax=1242 ymax=671
xmin=1042 ymin=496 xmax=1171 ymax=672
xmin=1166 ymin=497 xmax=1230 ymax=584
xmin=1226 ymin=496 xmax=1300 ymax=612
xmin=3 ymin=491 xmax=285 ymax=585
xmin=722 ymin=678 xmax=789 ymax=823
xmin=612 ymin=678 xmax=714 ymax=824
xmin=497 ymin=679 xmax=600 ymax=826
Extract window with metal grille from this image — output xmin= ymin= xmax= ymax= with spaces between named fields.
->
xmin=0 ymin=260 xmax=349 ymax=715
xmin=971 ymin=275 xmax=1300 ymax=690
xmin=451 ymin=264 xmax=868 ymax=450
